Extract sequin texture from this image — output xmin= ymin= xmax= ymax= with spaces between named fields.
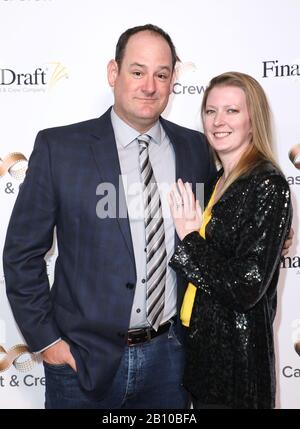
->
xmin=169 ymin=161 xmax=292 ymax=409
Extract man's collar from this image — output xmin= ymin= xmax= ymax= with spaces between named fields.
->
xmin=111 ymin=108 xmax=162 ymax=147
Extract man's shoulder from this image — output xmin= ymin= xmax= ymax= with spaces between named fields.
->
xmin=40 ymin=117 xmax=98 ymax=136
xmin=38 ymin=108 xmax=111 ymax=140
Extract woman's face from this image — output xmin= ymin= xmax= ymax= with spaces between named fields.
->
xmin=203 ymin=85 xmax=252 ymax=159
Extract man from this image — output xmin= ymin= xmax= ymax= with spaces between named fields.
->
xmin=2 ymin=24 xmax=292 ymax=409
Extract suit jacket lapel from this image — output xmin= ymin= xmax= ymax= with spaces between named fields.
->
xmin=160 ymin=117 xmax=189 ymax=182
xmin=89 ymin=108 xmax=135 ymax=265
xmin=160 ymin=117 xmax=192 ymax=248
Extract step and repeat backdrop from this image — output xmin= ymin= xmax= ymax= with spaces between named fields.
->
xmin=0 ymin=0 xmax=299 ymax=409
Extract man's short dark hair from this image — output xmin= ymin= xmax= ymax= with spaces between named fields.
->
xmin=115 ymin=24 xmax=180 ymax=71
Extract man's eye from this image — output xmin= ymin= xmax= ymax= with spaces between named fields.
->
xmin=133 ymin=71 xmax=142 ymax=77
xmin=158 ymin=74 xmax=168 ymax=80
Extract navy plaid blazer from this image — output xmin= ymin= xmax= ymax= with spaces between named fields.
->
xmin=3 ymin=107 xmax=216 ymax=397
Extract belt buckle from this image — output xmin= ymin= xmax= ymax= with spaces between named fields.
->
xmin=127 ymin=327 xmax=152 ymax=347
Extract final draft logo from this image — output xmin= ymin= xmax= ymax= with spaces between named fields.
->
xmin=0 ymin=152 xmax=28 ymax=181
xmin=262 ymin=59 xmax=300 ymax=80
xmin=47 ymin=61 xmax=68 ymax=89
xmin=0 ymin=61 xmax=68 ymax=92
xmin=0 ymin=344 xmax=36 ymax=373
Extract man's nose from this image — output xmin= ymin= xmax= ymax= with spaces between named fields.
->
xmin=142 ymin=76 xmax=156 ymax=94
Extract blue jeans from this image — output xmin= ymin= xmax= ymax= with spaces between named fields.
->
xmin=43 ymin=324 xmax=189 ymax=409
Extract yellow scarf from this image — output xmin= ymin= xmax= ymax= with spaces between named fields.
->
xmin=180 ymin=180 xmax=219 ymax=327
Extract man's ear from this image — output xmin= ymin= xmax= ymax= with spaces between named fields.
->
xmin=107 ymin=59 xmax=119 ymax=87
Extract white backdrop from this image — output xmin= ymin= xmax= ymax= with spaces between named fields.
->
xmin=0 ymin=0 xmax=299 ymax=409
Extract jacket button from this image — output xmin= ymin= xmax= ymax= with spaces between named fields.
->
xmin=126 ymin=283 xmax=134 ymax=289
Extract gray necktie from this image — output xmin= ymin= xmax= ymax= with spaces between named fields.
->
xmin=138 ymin=134 xmax=167 ymax=330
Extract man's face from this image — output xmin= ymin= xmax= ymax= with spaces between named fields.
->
xmin=107 ymin=31 xmax=174 ymax=133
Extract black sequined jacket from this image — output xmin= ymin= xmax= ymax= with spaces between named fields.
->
xmin=169 ymin=161 xmax=292 ymax=409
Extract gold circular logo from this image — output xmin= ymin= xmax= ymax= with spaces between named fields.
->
xmin=0 ymin=153 xmax=28 ymax=181
xmin=289 ymin=144 xmax=300 ymax=169
xmin=0 ymin=344 xmax=36 ymax=372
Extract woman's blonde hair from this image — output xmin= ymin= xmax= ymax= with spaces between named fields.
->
xmin=201 ymin=71 xmax=280 ymax=199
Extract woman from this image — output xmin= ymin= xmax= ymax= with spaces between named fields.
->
xmin=168 ymin=72 xmax=292 ymax=409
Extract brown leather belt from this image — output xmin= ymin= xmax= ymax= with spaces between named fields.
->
xmin=127 ymin=317 xmax=176 ymax=347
